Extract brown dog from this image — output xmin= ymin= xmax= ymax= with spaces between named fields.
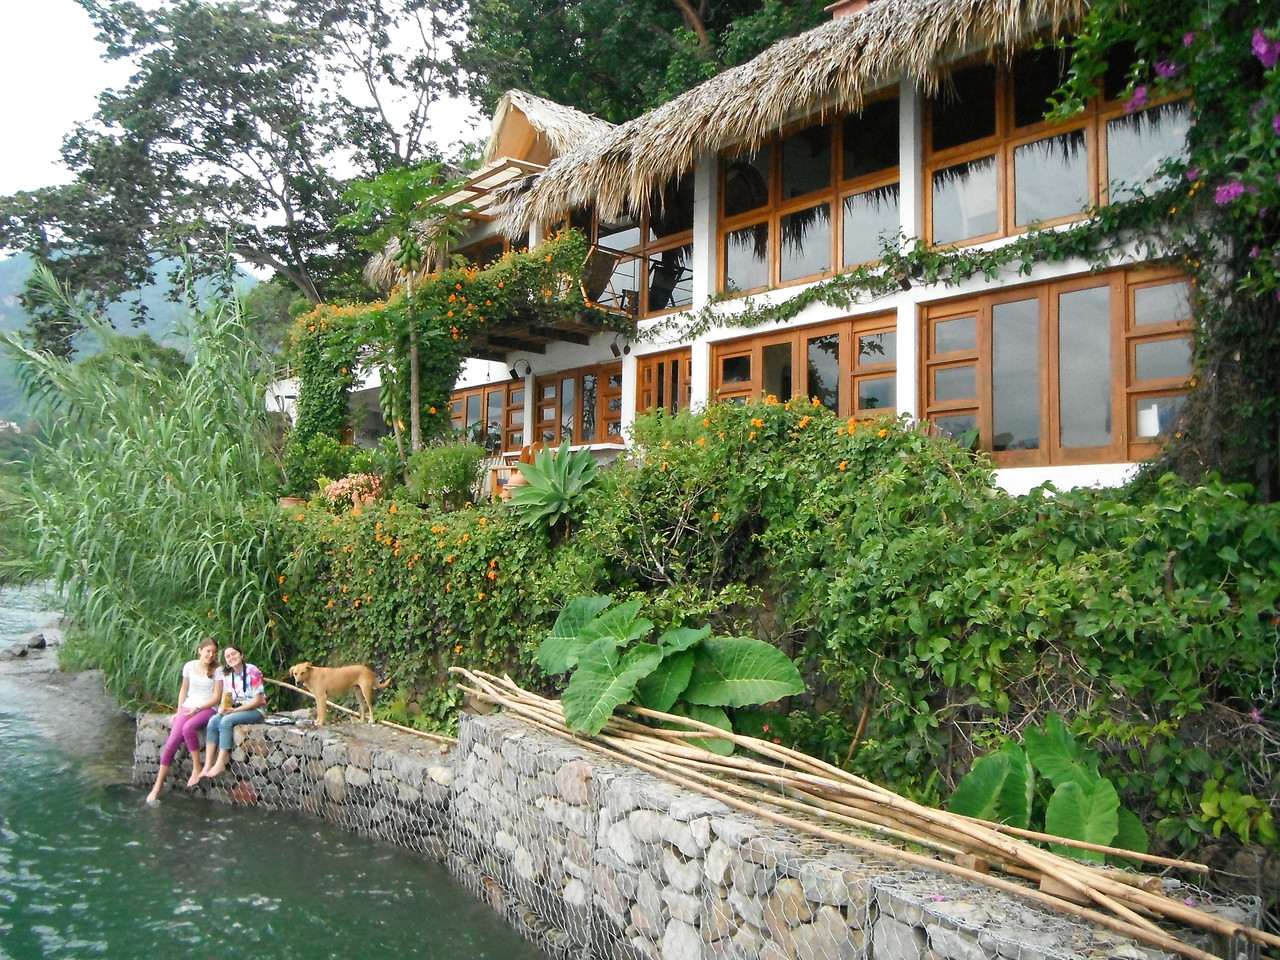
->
xmin=288 ymin=661 xmax=391 ymax=725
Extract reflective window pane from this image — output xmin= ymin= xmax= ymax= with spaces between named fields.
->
xmin=1135 ymin=336 xmax=1193 ymax=381
xmin=580 ymin=373 xmax=597 ymax=442
xmin=465 ymin=394 xmax=482 ymax=432
xmin=1108 ymin=102 xmax=1190 ymax=202
xmin=646 ymin=244 xmax=694 ymax=312
xmin=1014 ymin=130 xmax=1089 ymax=225
xmin=857 ymin=376 xmax=896 ymax=412
xmin=781 ymin=123 xmax=832 ymax=199
xmin=1013 ymin=46 xmax=1067 ymax=128
xmin=724 ymin=223 xmax=770 ymax=291
xmin=934 ymin=365 xmax=976 ymax=402
xmin=723 ymin=147 xmax=771 ymax=217
xmin=560 ymin=378 xmax=575 ymax=438
xmin=649 ymin=174 xmax=695 ymax=239
xmin=842 ymin=98 xmax=899 ymax=179
xmin=932 ymin=155 xmax=998 ymax=243
xmin=780 ymin=203 xmax=831 ymax=282
xmin=1135 ymin=394 xmax=1186 ymax=438
xmin=992 ymin=299 xmax=1040 ymax=450
xmin=721 ymin=355 xmax=751 ymax=384
xmin=857 ymin=330 xmax=896 ymax=365
xmin=934 ymin=413 xmax=977 ymax=441
xmin=763 ymin=343 xmax=793 ymax=399
xmin=934 ymin=316 xmax=976 ymax=353
xmin=806 ymin=333 xmax=840 ymax=410
xmin=1058 ymin=286 xmax=1112 ymax=448
xmin=1134 ymin=281 xmax=1192 ymax=325
xmin=842 ymin=184 xmax=900 ymax=266
xmin=930 ymin=64 xmax=997 ymax=151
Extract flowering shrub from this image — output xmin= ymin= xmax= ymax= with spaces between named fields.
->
xmin=321 ymin=472 xmax=382 ymax=510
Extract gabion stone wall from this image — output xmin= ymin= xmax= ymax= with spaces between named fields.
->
xmin=450 ymin=715 xmax=1200 ymax=960
xmin=135 ymin=712 xmax=1242 ymax=960
xmin=133 ymin=712 xmax=453 ymax=858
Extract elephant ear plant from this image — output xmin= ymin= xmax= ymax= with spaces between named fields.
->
xmin=537 ymin=595 xmax=805 ymax=751
xmin=949 ymin=713 xmax=1149 ymax=862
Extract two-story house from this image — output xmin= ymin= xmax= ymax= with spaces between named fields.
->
xmin=417 ymin=0 xmax=1194 ymax=495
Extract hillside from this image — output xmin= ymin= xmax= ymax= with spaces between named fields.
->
xmin=0 ymin=254 xmax=254 ymax=423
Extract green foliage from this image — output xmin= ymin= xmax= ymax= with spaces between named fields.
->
xmin=538 ymin=595 xmax=803 ymax=736
xmin=282 ymin=434 xmax=357 ymax=499
xmin=405 ymin=441 xmax=486 ymax=510
xmin=508 ymin=441 xmax=598 ymax=531
xmin=1200 ymin=778 xmax=1278 ymax=847
xmin=1 ymin=266 xmax=285 ymax=704
xmin=950 ymin=715 xmax=1147 ymax=863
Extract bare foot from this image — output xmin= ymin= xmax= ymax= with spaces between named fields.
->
xmin=145 ymin=791 xmax=161 ymax=805
xmin=204 ymin=761 xmax=227 ymax=779
xmin=185 ymin=770 xmax=202 ymax=787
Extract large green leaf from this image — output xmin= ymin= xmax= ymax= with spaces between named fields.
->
xmin=669 ymin=703 xmax=735 ymax=756
xmin=1025 ymin=713 xmax=1098 ymax=791
xmin=998 ymin=741 xmax=1034 ymax=829
xmin=949 ymin=751 xmax=1011 ymax=822
xmin=561 ymin=638 xmax=664 ymax=735
xmin=536 ymin=594 xmax=614 ymax=674
xmin=1044 ymin=779 xmax=1119 ymax=862
xmin=682 ymin=636 xmax=804 ymax=707
xmin=656 ymin=624 xmax=711 ymax=652
xmin=634 ymin=649 xmax=695 ymax=712
xmin=578 ymin=599 xmax=652 ymax=646
xmin=1111 ymin=807 xmax=1151 ymax=862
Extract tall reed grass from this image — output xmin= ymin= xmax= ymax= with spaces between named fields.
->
xmin=2 ymin=267 xmax=286 ymax=705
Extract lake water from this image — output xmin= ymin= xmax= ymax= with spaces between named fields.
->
xmin=0 ymin=584 xmax=548 ymax=960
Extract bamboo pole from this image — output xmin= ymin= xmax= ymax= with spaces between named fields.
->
xmin=451 ymin=669 xmax=1277 ymax=956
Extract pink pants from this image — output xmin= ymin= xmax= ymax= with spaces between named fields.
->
xmin=158 ymin=707 xmax=216 ymax=766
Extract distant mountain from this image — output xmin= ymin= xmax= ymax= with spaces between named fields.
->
xmin=0 ymin=254 xmax=257 ymax=423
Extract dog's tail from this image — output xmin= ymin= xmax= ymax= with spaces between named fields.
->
xmin=376 ymin=676 xmax=393 ymax=689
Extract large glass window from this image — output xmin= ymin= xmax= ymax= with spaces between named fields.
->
xmin=533 ymin=363 xmax=624 ymax=446
xmin=637 ymin=349 xmax=693 ymax=415
xmin=923 ymin=269 xmax=1193 ymax=465
xmin=719 ymin=94 xmax=900 ymax=295
xmin=450 ymin=380 xmax=524 ymax=453
xmin=712 ymin=314 xmax=897 ymax=418
xmin=925 ymin=48 xmax=1189 ymax=244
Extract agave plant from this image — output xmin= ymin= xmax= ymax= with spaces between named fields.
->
xmin=508 ymin=441 xmax=597 ymax=531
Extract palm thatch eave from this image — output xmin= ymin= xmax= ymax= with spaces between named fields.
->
xmin=497 ymin=0 xmax=1090 ymax=230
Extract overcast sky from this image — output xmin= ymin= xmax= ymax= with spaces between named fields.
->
xmin=0 ymin=0 xmax=483 ymax=198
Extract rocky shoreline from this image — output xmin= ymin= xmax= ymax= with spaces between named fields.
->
xmin=0 ymin=619 xmax=135 ymax=770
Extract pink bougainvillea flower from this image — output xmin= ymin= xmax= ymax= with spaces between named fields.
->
xmin=1215 ymin=182 xmax=1246 ymax=204
xmin=1274 ymin=113 xmax=1280 ymax=136
xmin=1155 ymin=60 xmax=1180 ymax=78
xmin=1124 ymin=86 xmax=1148 ymax=113
xmin=1253 ymin=29 xmax=1280 ymax=69
xmin=1183 ymin=31 xmax=1196 ymax=47
xmin=1185 ymin=167 xmax=1201 ymax=182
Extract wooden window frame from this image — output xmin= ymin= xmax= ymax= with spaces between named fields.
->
xmin=533 ymin=362 xmax=624 ymax=447
xmin=710 ymin=313 xmax=898 ymax=418
xmin=717 ymin=95 xmax=901 ymax=297
xmin=923 ymin=50 xmax=1188 ymax=247
xmin=637 ymin=348 xmax=693 ymax=416
xmin=451 ymin=380 xmax=525 ymax=454
xmin=921 ymin=267 xmax=1193 ymax=466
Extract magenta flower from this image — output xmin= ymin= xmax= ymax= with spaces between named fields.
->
xmin=1215 ymin=182 xmax=1246 ymax=204
xmin=1185 ymin=167 xmax=1201 ymax=182
xmin=1254 ymin=29 xmax=1280 ymax=69
xmin=1250 ymin=246 xmax=1261 ymax=257
xmin=1155 ymin=60 xmax=1180 ymax=79
xmin=1274 ymin=113 xmax=1280 ymax=136
xmin=1125 ymin=86 xmax=1149 ymax=114
xmin=1183 ymin=31 xmax=1196 ymax=47
xmin=1250 ymin=707 xmax=1263 ymax=723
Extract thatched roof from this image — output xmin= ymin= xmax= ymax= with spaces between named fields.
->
xmin=483 ymin=90 xmax=615 ymax=167
xmin=497 ymin=0 xmax=1089 ymax=230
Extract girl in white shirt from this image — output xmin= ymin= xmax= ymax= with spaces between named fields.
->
xmin=145 ymin=637 xmax=223 ymax=804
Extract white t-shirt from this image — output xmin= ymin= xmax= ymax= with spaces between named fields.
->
xmin=181 ymin=659 xmax=219 ymax=709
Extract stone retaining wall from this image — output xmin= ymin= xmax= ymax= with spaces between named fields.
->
xmin=135 ymin=712 xmax=1244 ymax=960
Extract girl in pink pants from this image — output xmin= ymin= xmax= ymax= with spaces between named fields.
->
xmin=145 ymin=638 xmax=223 ymax=804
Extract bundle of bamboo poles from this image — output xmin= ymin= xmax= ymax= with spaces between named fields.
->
xmin=451 ymin=668 xmax=1276 ymax=960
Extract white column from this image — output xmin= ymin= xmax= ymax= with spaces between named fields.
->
xmin=896 ymin=75 xmax=924 ymax=419
xmin=688 ymin=151 xmax=719 ymax=407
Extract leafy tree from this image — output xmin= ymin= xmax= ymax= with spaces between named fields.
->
xmin=0 ymin=0 xmax=462 ymax=351
xmin=454 ymin=0 xmax=826 ymax=123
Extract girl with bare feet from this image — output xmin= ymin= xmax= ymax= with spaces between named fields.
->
xmin=198 ymin=644 xmax=265 ymax=780
xmin=145 ymin=638 xmax=222 ymax=803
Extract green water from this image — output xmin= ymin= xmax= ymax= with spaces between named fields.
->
xmin=0 ymin=589 xmax=548 ymax=960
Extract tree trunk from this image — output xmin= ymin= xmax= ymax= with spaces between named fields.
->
xmin=409 ymin=327 xmax=422 ymax=452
